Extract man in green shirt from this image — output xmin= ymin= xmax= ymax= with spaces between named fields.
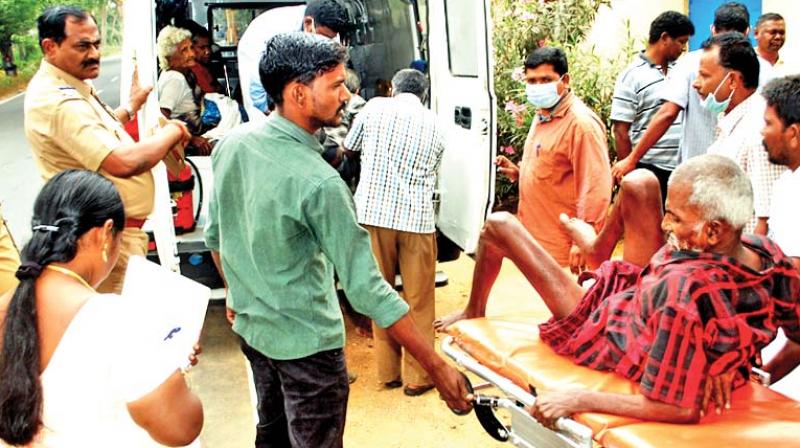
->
xmin=205 ymin=32 xmax=471 ymax=447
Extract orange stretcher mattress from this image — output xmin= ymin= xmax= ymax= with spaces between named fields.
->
xmin=447 ymin=315 xmax=800 ymax=447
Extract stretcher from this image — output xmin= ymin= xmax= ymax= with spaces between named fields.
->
xmin=442 ymin=314 xmax=800 ymax=448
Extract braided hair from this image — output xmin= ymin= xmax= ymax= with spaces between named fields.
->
xmin=0 ymin=170 xmax=124 ymax=445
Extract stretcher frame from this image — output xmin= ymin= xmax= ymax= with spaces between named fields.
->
xmin=442 ymin=335 xmax=593 ymax=448
xmin=443 ymin=318 xmax=800 ymax=448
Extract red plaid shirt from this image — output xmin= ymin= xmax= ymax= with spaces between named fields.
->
xmin=539 ymin=235 xmax=800 ymax=408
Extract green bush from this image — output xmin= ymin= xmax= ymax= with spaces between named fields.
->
xmin=492 ymin=0 xmax=635 ymax=211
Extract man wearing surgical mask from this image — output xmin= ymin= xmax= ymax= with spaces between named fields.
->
xmin=693 ymin=32 xmax=785 ymax=235
xmin=237 ymin=0 xmax=350 ymax=123
xmin=496 ymin=47 xmax=611 ymax=270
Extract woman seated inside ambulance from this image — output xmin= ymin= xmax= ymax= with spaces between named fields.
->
xmin=156 ymin=25 xmax=214 ymax=155
xmin=0 ymin=170 xmax=203 ymax=447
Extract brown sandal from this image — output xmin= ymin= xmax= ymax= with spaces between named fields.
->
xmin=403 ymin=384 xmax=435 ymax=397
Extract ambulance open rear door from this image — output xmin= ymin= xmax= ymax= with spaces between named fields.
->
xmin=428 ymin=0 xmax=497 ymax=255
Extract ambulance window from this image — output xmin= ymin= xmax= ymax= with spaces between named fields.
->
xmin=347 ymin=0 xmax=419 ymax=99
xmin=443 ymin=0 xmax=478 ymax=77
xmin=209 ymin=7 xmax=266 ymax=48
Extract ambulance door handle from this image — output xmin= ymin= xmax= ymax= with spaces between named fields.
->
xmin=454 ymin=106 xmax=472 ymax=129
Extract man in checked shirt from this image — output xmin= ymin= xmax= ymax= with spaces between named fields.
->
xmin=440 ymin=155 xmax=799 ymax=425
xmin=344 ymin=69 xmax=444 ymax=396
xmin=693 ymin=32 xmax=785 ymax=235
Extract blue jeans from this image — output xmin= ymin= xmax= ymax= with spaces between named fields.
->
xmin=240 ymin=339 xmax=350 ymax=448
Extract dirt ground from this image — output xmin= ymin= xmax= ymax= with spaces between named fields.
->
xmin=193 ymin=254 xmax=545 ymax=447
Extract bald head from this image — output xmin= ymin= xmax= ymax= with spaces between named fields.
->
xmin=669 ymin=155 xmax=753 ymax=230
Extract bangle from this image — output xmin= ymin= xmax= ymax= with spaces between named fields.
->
xmin=124 ymin=104 xmax=136 ymax=121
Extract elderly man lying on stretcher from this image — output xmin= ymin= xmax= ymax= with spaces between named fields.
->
xmin=436 ymin=155 xmax=800 ymax=426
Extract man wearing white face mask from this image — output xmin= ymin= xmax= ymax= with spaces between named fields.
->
xmin=495 ymin=47 xmax=611 ymax=270
xmin=237 ymin=0 xmax=350 ymax=123
xmin=611 ymin=3 xmax=753 ymax=182
xmin=693 ymin=32 xmax=785 ymax=235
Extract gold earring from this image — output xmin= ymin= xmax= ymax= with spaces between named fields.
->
xmin=102 ymin=243 xmax=109 ymax=263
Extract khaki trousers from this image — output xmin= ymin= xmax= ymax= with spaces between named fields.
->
xmin=365 ymin=225 xmax=436 ymax=386
xmin=97 ymin=228 xmax=148 ymax=294
xmin=0 ymin=213 xmax=20 ymax=296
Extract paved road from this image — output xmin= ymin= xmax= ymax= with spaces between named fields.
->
xmin=0 ymin=57 xmax=122 ymax=244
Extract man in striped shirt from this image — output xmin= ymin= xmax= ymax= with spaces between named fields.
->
xmin=344 ymin=69 xmax=445 ymax=396
xmin=441 ymin=155 xmax=800 ymax=424
xmin=612 ymin=3 xmax=752 ymax=181
xmin=611 ymin=11 xmax=694 ymax=204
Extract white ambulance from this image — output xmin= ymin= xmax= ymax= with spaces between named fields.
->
xmin=121 ymin=0 xmax=497 ymax=292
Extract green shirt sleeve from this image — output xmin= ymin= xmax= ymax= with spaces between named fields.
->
xmin=303 ymin=176 xmax=409 ymax=328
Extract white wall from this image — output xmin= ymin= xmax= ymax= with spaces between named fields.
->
xmin=584 ymin=0 xmax=798 ymax=75
xmin=584 ymin=0 xmax=686 ymax=58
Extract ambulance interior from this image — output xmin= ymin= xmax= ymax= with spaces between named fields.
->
xmin=194 ymin=0 xmax=429 ymax=104
xmin=150 ymin=0 xmax=483 ymax=290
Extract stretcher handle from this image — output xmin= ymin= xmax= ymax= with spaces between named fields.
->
xmin=441 ymin=336 xmax=593 ymax=445
xmin=450 ymin=372 xmax=473 ymax=416
xmin=553 ymin=413 xmax=592 ymax=439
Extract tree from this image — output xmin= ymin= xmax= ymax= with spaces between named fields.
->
xmin=0 ymin=0 xmax=125 ymax=74
xmin=0 ymin=0 xmax=41 ymax=66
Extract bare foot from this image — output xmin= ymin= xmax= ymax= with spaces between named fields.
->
xmin=559 ymin=213 xmax=597 ymax=252
xmin=559 ymin=213 xmax=606 ymax=269
xmin=434 ymin=310 xmax=471 ymax=333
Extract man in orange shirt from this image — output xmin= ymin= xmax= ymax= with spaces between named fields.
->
xmin=436 ymin=47 xmax=611 ymax=330
xmin=500 ymin=47 xmax=611 ymax=270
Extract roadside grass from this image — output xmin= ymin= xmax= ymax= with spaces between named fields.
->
xmin=0 ymin=66 xmax=36 ymax=100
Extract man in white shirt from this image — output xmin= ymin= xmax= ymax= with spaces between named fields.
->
xmin=760 ymin=74 xmax=800 ymax=396
xmin=754 ymin=12 xmax=786 ymax=82
xmin=344 ymin=69 xmax=445 ymax=396
xmin=693 ymin=32 xmax=784 ymax=235
xmin=237 ymin=0 xmax=349 ymax=122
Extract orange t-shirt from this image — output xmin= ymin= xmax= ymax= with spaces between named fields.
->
xmin=517 ymin=92 xmax=612 ymax=266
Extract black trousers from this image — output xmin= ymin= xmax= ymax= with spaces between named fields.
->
xmin=240 ymin=339 xmax=350 ymax=448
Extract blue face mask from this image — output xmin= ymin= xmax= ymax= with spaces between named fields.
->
xmin=525 ymin=76 xmax=564 ymax=109
xmin=700 ymin=72 xmax=733 ymax=114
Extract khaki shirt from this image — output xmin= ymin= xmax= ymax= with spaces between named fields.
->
xmin=0 ymin=205 xmax=20 ymax=296
xmin=24 ymin=60 xmax=154 ymax=219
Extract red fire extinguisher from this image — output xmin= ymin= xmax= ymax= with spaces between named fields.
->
xmin=168 ymin=164 xmax=196 ymax=234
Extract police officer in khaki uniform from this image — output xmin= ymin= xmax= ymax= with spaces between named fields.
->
xmin=24 ymin=6 xmax=190 ymax=293
xmin=0 ymin=205 xmax=21 ymax=295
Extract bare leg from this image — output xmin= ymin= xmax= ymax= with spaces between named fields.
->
xmin=560 ymin=169 xmax=665 ymax=269
xmin=434 ymin=219 xmax=506 ymax=331
xmin=434 ymin=212 xmax=586 ymax=332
